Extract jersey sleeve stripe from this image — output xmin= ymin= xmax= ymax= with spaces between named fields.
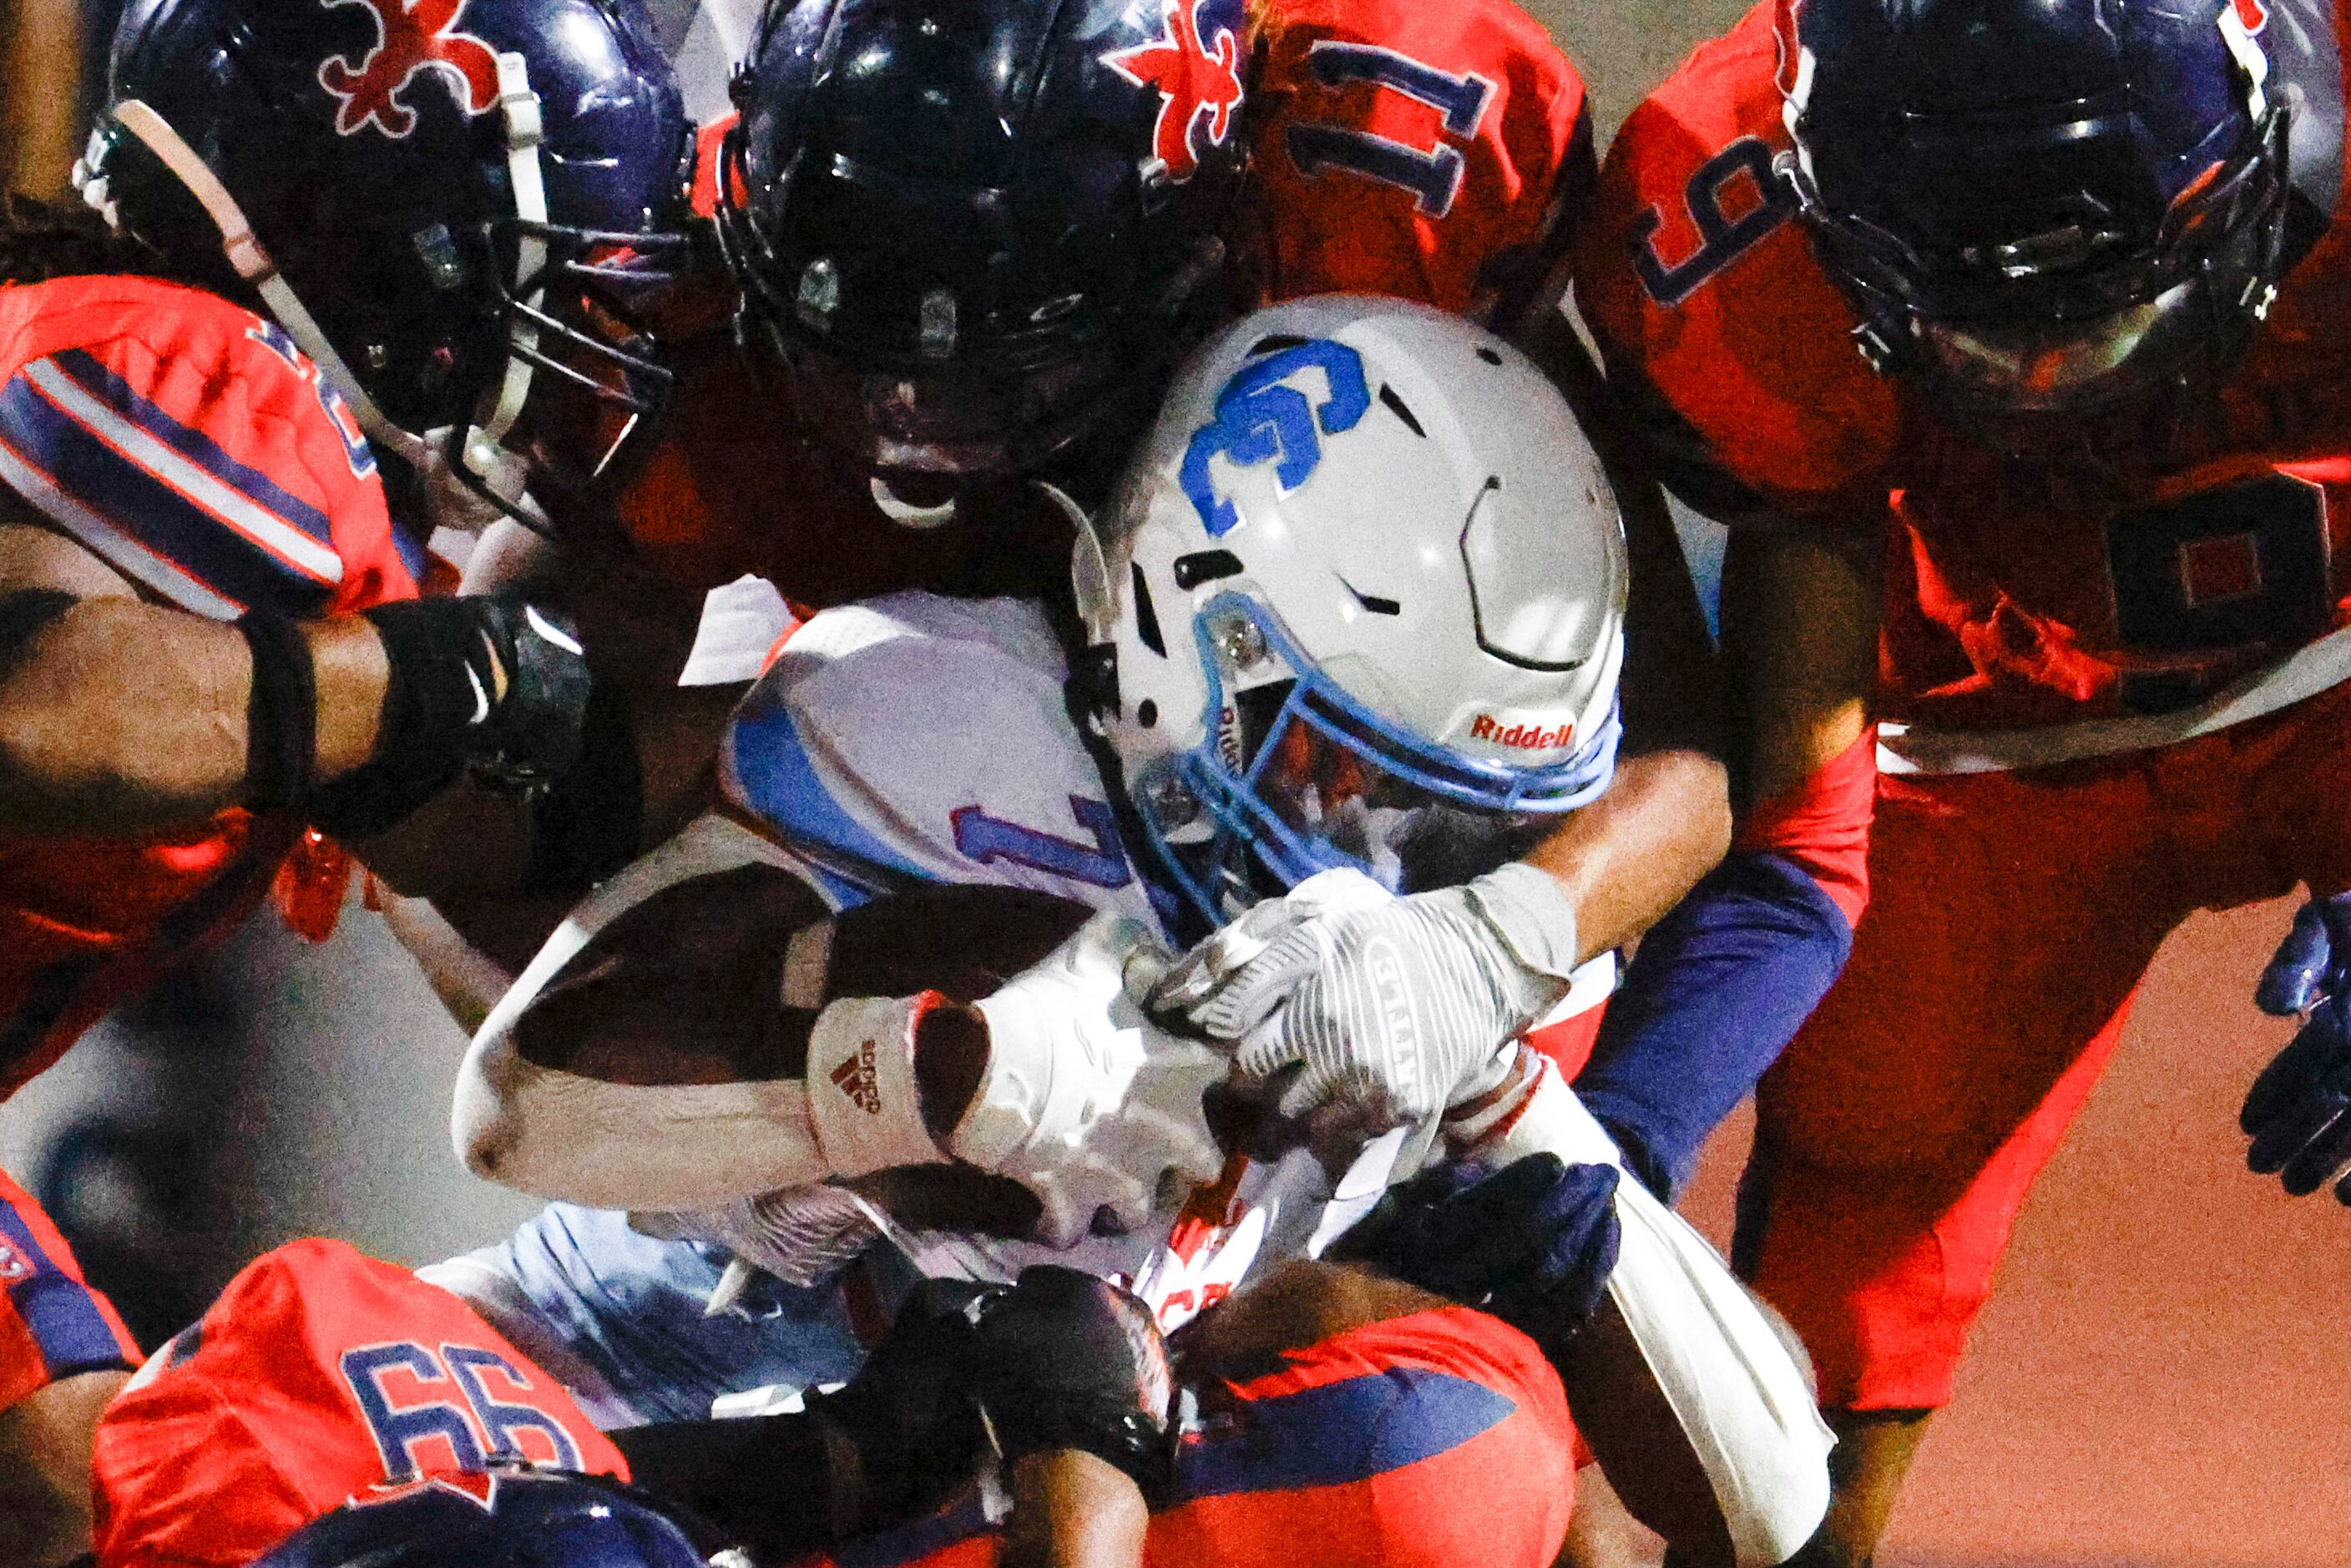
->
xmin=0 ymin=370 xmax=335 ymax=617
xmin=1168 ymin=1368 xmax=1516 ymax=1501
xmin=0 ymin=428 xmax=245 ymax=617
xmin=23 ymin=357 xmax=346 ymax=584
xmin=50 ymin=348 xmax=341 ymax=551
xmin=0 ymin=1186 xmax=138 ymax=1380
xmin=722 ymin=691 xmax=929 ymax=902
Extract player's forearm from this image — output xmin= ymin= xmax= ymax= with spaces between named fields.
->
xmin=0 ymin=596 xmax=386 ymax=836
xmin=1003 ymin=1450 xmax=1148 ymax=1568
xmin=453 ymin=839 xmax=1085 ymax=1209
xmin=1521 ymin=746 xmax=1731 ymax=963
xmin=1721 ymin=525 xmax=1879 ymax=806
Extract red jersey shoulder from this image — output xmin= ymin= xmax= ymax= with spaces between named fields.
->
xmin=1571 ymin=2 xmax=1895 ymax=518
xmin=1244 ymin=0 xmax=1593 ymax=324
xmin=92 ymin=1238 xmax=624 ymax=1568
xmin=0 ymin=276 xmax=419 ymax=620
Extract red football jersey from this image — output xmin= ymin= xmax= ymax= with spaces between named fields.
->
xmin=1242 ymin=0 xmax=1592 ymax=327
xmin=91 ymin=1239 xmax=625 ymax=1568
xmin=1575 ymin=0 xmax=2351 ymax=733
xmin=631 ymin=4 xmax=1591 ymax=602
xmin=806 ymin=1306 xmax=1580 ymax=1568
xmin=0 ymin=275 xmax=420 ymax=1100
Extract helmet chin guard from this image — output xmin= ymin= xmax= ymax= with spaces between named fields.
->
xmin=1075 ymin=296 xmax=1628 ymax=933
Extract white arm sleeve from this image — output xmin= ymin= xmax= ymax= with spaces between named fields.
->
xmin=1484 ymin=1063 xmax=1835 ymax=1567
xmin=451 ymin=813 xmax=836 ymax=1209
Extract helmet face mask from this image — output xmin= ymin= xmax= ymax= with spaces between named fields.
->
xmin=1128 ymin=594 xmax=1586 ymax=925
xmin=1082 ymin=297 xmax=1628 ymax=935
xmin=715 ymin=0 xmax=1250 ymax=496
xmin=1781 ymin=0 xmax=2293 ymax=423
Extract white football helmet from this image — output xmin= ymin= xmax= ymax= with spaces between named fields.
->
xmin=1069 ymin=295 xmax=1629 ymax=933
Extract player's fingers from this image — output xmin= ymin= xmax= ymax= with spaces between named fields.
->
xmin=1122 ymin=942 xmax=1175 ymax=1004
xmin=1186 ymin=937 xmax=1325 ymax=1043
xmin=2247 ymin=1080 xmax=2351 ymax=1177
xmin=1230 ymin=1009 xmax=1307 ymax=1085
xmin=1150 ymin=898 xmax=1306 ymax=1014
xmin=1277 ymin=1064 xmax=1340 ymax=1123
xmin=2242 ymin=1022 xmax=2338 ymax=1135
xmin=2257 ymin=903 xmax=2334 ymax=1015
xmin=2279 ymin=1100 xmax=2351 ymax=1197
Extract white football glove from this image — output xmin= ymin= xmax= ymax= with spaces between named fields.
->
xmin=954 ymin=911 xmax=1227 ymax=1247
xmin=1151 ymin=863 xmax=1580 ymax=1129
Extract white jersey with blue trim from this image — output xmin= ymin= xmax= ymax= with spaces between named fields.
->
xmin=718 ymin=591 xmax=1160 ymax=928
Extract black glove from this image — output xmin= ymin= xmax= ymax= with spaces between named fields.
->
xmin=1337 ymin=1154 xmax=1622 ymax=1334
xmin=451 ymin=592 xmax=595 ymax=788
xmin=2245 ymin=891 xmax=2351 ymax=1201
xmin=808 ymin=1277 xmax=992 ymax=1525
xmin=310 ymin=592 xmax=593 ymax=838
xmin=968 ymin=1266 xmax=1176 ymax=1497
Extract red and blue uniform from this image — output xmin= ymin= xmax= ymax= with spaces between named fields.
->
xmin=90 ymin=1239 xmax=625 ymax=1568
xmin=92 ymin=1242 xmax=1573 ymax=1568
xmin=0 ymin=1166 xmax=139 ymax=1410
xmin=810 ymin=1305 xmax=1580 ymax=1568
xmin=1574 ymin=0 xmax=2351 ymax=1410
xmin=642 ymin=0 xmax=1591 ymax=603
xmin=0 ymin=273 xmax=422 ymax=1409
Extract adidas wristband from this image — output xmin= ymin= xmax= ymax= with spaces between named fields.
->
xmin=806 ymin=992 xmax=953 ymax=1177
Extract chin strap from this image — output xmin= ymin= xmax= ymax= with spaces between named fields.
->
xmin=469 ymin=52 xmax=549 ymax=464
xmin=102 ymin=98 xmax=434 ymax=472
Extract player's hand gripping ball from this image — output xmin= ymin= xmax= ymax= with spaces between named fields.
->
xmin=960 ymin=913 xmax=1227 ymax=1246
xmin=1336 ymin=1153 xmax=1622 ymax=1332
xmin=2246 ymin=890 xmax=2351 ymax=1202
xmin=1152 ymin=867 xmax=1570 ymax=1136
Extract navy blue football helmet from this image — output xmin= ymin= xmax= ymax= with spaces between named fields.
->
xmin=1778 ymin=0 xmax=2296 ymax=417
xmin=252 ymin=1469 xmax=723 ymax=1568
xmin=717 ymin=0 xmax=1251 ymax=503
xmin=89 ymin=0 xmax=695 ymax=524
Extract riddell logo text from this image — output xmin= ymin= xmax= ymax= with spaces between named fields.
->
xmin=831 ymin=1039 xmax=882 ymax=1115
xmin=1470 ymin=715 xmax=1575 ymax=750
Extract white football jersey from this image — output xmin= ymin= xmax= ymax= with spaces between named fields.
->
xmin=711 ymin=589 xmax=1607 ymax=1325
xmin=720 ymin=592 xmax=1159 ymax=928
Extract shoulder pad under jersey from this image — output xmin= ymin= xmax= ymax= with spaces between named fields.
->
xmin=1570 ymin=3 xmax=1896 ymax=524
xmin=720 ymin=593 xmax=1157 ymax=922
xmin=91 ymin=1239 xmax=623 ymax=1568
xmin=1245 ymin=0 xmax=1595 ymax=329
xmin=0 ymin=276 xmax=419 ymax=619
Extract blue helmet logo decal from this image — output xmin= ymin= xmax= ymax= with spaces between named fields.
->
xmin=1180 ymin=339 xmax=1372 ymax=537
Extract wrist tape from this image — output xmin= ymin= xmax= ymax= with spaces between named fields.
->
xmin=1464 ymin=862 xmax=1582 ymax=986
xmin=806 ymin=992 xmax=951 ymax=1177
xmin=236 ymin=611 xmax=317 ymax=812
